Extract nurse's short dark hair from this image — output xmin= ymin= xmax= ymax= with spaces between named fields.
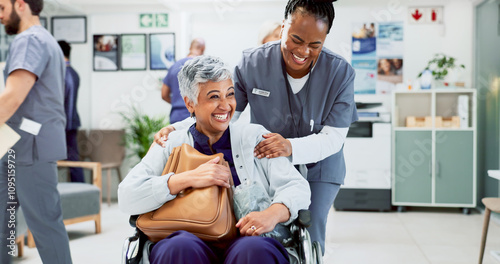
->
xmin=284 ymin=0 xmax=337 ymax=34
xmin=11 ymin=0 xmax=43 ymax=16
xmin=178 ymin=55 xmax=232 ymax=105
xmin=58 ymin=40 xmax=71 ymax=58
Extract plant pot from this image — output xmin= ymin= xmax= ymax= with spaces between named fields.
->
xmin=433 ymin=79 xmax=448 ymax=89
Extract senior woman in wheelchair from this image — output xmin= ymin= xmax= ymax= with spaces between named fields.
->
xmin=118 ymin=55 xmax=311 ymax=264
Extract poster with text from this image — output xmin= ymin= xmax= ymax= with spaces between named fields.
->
xmin=352 ymin=22 xmax=377 ymax=60
xmin=93 ymin=34 xmax=119 ymax=71
xmin=352 ymin=22 xmax=377 ymax=94
xmin=352 ymin=60 xmax=377 ymax=94
xmin=377 ymin=22 xmax=404 ymax=58
xmin=376 ymin=22 xmax=404 ymax=94
xmin=149 ymin=33 xmax=175 ymax=70
xmin=352 ymin=21 xmax=404 ymax=95
xmin=121 ymin=34 xmax=147 ymax=71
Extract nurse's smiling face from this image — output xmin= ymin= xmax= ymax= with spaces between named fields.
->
xmin=280 ymin=9 xmax=328 ymax=79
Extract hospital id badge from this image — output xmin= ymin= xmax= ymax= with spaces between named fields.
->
xmin=252 ymin=88 xmax=270 ymax=97
xmin=19 ymin=118 xmax=42 ymax=136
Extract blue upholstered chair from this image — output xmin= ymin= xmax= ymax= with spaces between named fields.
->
xmin=27 ymin=161 xmax=102 ymax=248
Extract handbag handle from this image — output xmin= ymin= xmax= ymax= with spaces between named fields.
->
xmin=163 ymin=144 xmax=234 ymax=188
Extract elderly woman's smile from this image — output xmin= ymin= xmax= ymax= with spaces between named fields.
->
xmin=185 ymin=79 xmax=236 ymax=144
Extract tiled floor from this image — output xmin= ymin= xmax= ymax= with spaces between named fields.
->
xmin=13 ymin=204 xmax=500 ymax=264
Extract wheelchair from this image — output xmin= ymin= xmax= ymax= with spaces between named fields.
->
xmin=122 ymin=210 xmax=323 ymax=264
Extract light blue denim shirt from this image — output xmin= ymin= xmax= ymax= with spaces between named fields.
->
xmin=118 ymin=123 xmax=311 ymax=225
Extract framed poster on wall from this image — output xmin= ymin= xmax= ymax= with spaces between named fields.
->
xmin=93 ymin=34 xmax=120 ymax=71
xmin=120 ymin=34 xmax=147 ymax=71
xmin=149 ymin=33 xmax=175 ymax=70
xmin=52 ymin=16 xmax=87 ymax=43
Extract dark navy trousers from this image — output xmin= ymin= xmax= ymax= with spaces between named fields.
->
xmin=307 ymin=181 xmax=341 ymax=255
xmin=65 ymin=129 xmax=84 ymax=182
xmin=149 ymin=230 xmax=290 ymax=264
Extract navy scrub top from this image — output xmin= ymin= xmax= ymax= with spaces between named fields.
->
xmin=233 ymin=41 xmax=358 ymax=185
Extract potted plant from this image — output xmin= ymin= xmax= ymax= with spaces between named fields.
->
xmin=121 ymin=107 xmax=169 ymax=160
xmin=418 ymin=53 xmax=465 ymax=88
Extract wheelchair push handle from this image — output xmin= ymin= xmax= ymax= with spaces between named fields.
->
xmin=295 ymin=209 xmax=312 ymax=228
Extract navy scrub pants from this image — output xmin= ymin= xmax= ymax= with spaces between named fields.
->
xmin=307 ymin=181 xmax=341 ymax=255
xmin=150 ymin=230 xmax=290 ymax=264
xmin=65 ymin=129 xmax=84 ymax=182
xmin=0 ymin=159 xmax=73 ymax=264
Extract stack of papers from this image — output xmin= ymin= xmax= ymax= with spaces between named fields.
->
xmin=0 ymin=124 xmax=20 ymax=159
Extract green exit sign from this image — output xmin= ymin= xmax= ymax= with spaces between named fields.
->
xmin=156 ymin=14 xmax=169 ymax=28
xmin=139 ymin=14 xmax=169 ymax=28
xmin=140 ymin=14 xmax=154 ymax=28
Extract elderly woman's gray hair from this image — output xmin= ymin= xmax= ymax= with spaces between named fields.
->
xmin=177 ymin=55 xmax=232 ymax=105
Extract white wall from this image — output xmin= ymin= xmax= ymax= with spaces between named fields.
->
xmin=333 ymin=0 xmax=474 ymax=87
xmin=85 ymin=11 xmax=182 ymax=129
xmin=1 ymin=0 xmax=477 ymax=200
xmin=70 ymin=0 xmax=474 ymax=131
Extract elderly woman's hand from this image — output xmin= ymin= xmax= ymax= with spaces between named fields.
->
xmin=167 ymin=156 xmax=231 ymax=194
xmin=236 ymin=203 xmax=290 ymax=236
xmin=154 ymin=125 xmax=176 ymax=147
xmin=254 ymin=133 xmax=292 ymax=159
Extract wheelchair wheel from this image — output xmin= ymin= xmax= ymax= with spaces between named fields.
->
xmin=312 ymin=241 xmax=322 ymax=264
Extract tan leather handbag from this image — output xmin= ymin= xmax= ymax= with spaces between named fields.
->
xmin=136 ymin=143 xmax=237 ymax=244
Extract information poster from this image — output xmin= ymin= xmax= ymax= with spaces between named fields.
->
xmin=149 ymin=33 xmax=175 ymax=70
xmin=352 ymin=22 xmax=404 ymax=94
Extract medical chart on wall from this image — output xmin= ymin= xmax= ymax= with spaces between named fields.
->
xmin=352 ymin=22 xmax=404 ymax=94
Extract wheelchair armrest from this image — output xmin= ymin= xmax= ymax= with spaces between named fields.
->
xmin=294 ymin=209 xmax=311 ymax=228
xmin=129 ymin=215 xmax=139 ymax=228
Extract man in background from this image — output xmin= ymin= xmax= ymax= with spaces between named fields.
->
xmin=161 ymin=38 xmax=205 ymax=123
xmin=58 ymin=40 xmax=84 ymax=183
xmin=0 ymin=0 xmax=73 ymax=263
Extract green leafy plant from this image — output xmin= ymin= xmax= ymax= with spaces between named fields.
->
xmin=121 ymin=107 xmax=169 ymax=160
xmin=418 ymin=53 xmax=465 ymax=80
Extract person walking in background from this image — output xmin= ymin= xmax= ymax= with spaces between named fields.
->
xmin=258 ymin=21 xmax=281 ymax=45
xmin=0 ymin=0 xmax=73 ymax=263
xmin=58 ymin=40 xmax=84 ymax=183
xmin=161 ymin=38 xmax=205 ymax=124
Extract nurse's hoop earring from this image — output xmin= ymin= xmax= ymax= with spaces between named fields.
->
xmin=190 ymin=112 xmax=196 ymax=118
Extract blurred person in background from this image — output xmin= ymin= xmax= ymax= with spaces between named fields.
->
xmin=0 ymin=0 xmax=73 ymax=263
xmin=161 ymin=38 xmax=205 ymax=124
xmin=258 ymin=21 xmax=281 ymax=45
xmin=58 ymin=40 xmax=84 ymax=183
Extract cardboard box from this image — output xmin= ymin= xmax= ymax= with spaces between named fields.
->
xmin=406 ymin=116 xmax=432 ymax=128
xmin=435 ymin=116 xmax=460 ymax=128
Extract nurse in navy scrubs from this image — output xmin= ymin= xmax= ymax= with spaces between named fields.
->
xmin=155 ymin=0 xmax=357 ymax=254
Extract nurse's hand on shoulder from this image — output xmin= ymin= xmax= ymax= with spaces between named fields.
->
xmin=154 ymin=125 xmax=175 ymax=147
xmin=254 ymin=133 xmax=292 ymax=159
